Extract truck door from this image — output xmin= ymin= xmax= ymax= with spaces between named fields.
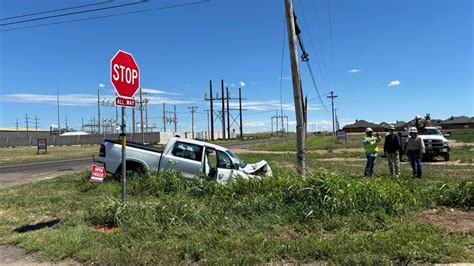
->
xmin=204 ymin=148 xmax=235 ymax=183
xmin=160 ymin=141 xmax=204 ymax=179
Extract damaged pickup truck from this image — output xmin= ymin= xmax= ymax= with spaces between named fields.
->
xmin=96 ymin=137 xmax=272 ymax=183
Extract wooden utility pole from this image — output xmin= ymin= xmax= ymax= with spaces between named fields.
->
xmin=24 ymin=113 xmax=30 ymax=138
xmin=285 ymin=0 xmax=306 ymax=176
xmin=221 ymin=80 xmax=225 ymax=139
xmin=239 ymin=87 xmax=243 ymax=139
xmin=162 ymin=103 xmax=167 ymax=132
xmin=56 ymin=84 xmax=60 ymax=135
xmin=210 ymin=81 xmax=214 ymax=140
xmin=173 ymin=105 xmax=177 ymax=132
xmin=226 ymin=87 xmax=231 ymax=139
xmin=188 ymin=106 xmax=198 ymax=139
xmin=15 ymin=119 xmax=19 ymax=136
xmin=34 ymin=114 xmax=39 ymax=137
xmin=204 ymin=80 xmax=216 ymax=140
xmin=327 ymin=91 xmax=338 ymax=140
xmin=139 ymin=88 xmax=145 ymax=143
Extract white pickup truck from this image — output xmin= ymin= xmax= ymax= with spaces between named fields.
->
xmin=96 ymin=137 xmax=272 ymax=183
xmin=400 ymin=127 xmax=451 ymax=161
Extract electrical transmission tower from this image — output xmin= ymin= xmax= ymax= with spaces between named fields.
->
xmin=206 ymin=79 xmax=245 ymax=140
xmin=34 ymin=114 xmax=39 ymax=137
xmin=24 ymin=113 xmax=30 ymax=138
xmin=188 ymin=106 xmax=198 ymax=139
xmin=271 ymin=110 xmax=289 ymax=136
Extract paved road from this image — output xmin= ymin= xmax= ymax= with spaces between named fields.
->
xmin=0 ymin=158 xmax=92 ymax=188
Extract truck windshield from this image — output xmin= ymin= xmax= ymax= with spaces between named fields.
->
xmin=420 ymin=128 xmax=441 ymax=135
xmin=226 ymin=150 xmax=246 ymax=168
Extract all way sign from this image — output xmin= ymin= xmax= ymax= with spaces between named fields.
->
xmin=115 ymin=97 xmax=136 ymax=108
xmin=111 ymin=50 xmax=140 ymax=108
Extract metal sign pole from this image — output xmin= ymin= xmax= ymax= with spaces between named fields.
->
xmin=121 ymin=106 xmax=127 ymax=203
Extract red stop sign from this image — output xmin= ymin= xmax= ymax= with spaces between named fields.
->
xmin=110 ymin=50 xmax=140 ymax=98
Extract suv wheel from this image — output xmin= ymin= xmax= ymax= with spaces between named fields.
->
xmin=443 ymin=153 xmax=450 ymax=161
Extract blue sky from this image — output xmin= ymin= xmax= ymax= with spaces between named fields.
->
xmin=0 ymin=0 xmax=472 ymax=133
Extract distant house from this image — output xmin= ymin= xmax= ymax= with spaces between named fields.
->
xmin=378 ymin=122 xmax=390 ymax=131
xmin=394 ymin=121 xmax=407 ymax=131
xmin=429 ymin=119 xmax=443 ymax=127
xmin=439 ymin=116 xmax=474 ymax=129
xmin=343 ymin=120 xmax=382 ymax=133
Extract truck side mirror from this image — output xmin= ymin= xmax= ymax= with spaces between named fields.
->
xmin=233 ymin=162 xmax=240 ymax=170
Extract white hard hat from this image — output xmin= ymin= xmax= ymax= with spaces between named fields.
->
xmin=366 ymin=127 xmax=373 ymax=133
xmin=409 ymin=127 xmax=418 ymax=133
xmin=415 ymin=115 xmax=421 ymax=119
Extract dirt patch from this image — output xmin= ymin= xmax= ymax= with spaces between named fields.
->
xmin=414 ymin=208 xmax=474 ymax=235
xmin=449 ymin=140 xmax=474 ymax=148
xmin=95 ymin=225 xmax=120 ymax=234
xmin=0 ymin=245 xmax=79 ymax=265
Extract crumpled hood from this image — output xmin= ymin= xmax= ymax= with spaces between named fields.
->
xmin=242 ymin=160 xmax=273 ymax=176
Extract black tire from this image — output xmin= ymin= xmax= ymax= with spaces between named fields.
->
xmin=443 ymin=153 xmax=450 ymax=161
xmin=115 ymin=161 xmax=145 ymax=179
xmin=400 ymin=154 xmax=408 ymax=162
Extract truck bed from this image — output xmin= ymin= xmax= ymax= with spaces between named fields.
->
xmin=104 ymin=139 xmax=164 ymax=153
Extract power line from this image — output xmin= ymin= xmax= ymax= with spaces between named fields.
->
xmin=305 ymin=62 xmax=330 ymax=112
xmin=297 ymin=0 xmax=330 ymax=93
xmin=279 ymin=17 xmax=286 ymax=117
xmin=0 ymin=0 xmax=211 ymax=32
xmin=292 ymin=9 xmax=329 ymax=113
xmin=327 ymin=0 xmax=337 ymax=89
xmin=0 ymin=0 xmax=113 ymax=21
xmin=0 ymin=0 xmax=148 ymax=27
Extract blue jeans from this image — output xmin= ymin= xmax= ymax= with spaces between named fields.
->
xmin=364 ymin=155 xmax=376 ymax=177
xmin=408 ymin=150 xmax=423 ymax=178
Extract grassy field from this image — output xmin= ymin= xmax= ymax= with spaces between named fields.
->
xmin=444 ymin=128 xmax=474 ymax=143
xmin=0 ymin=145 xmax=99 ymax=165
xmin=250 ymin=128 xmax=474 ymax=152
xmin=0 ymin=129 xmax=472 ymax=263
xmin=249 ymin=134 xmax=362 ymax=152
xmin=0 ymin=156 xmax=472 ymax=264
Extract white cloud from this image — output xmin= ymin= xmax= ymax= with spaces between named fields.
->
xmin=2 ymin=93 xmax=195 ymax=106
xmin=243 ymin=121 xmax=267 ymax=127
xmin=279 ymin=76 xmax=291 ymax=80
xmin=140 ymin=88 xmax=182 ymax=95
xmin=348 ymin=69 xmax=362 ymax=73
xmin=239 ymin=81 xmax=246 ymax=87
xmin=387 ymin=80 xmax=400 ymax=87
xmin=228 ymin=100 xmax=321 ymax=112
xmin=98 ymin=83 xmax=106 ymax=88
xmin=307 ymin=120 xmax=333 ymax=131
xmin=230 ymin=83 xmax=236 ymax=87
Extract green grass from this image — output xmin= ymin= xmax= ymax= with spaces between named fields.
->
xmin=0 ymin=170 xmax=472 ymax=264
xmin=249 ymin=134 xmax=365 ymax=152
xmin=0 ymin=145 xmax=99 ymax=165
xmin=444 ymin=128 xmax=474 ymax=143
xmin=451 ymin=145 xmax=474 ymax=163
xmin=238 ymin=150 xmax=474 ymax=182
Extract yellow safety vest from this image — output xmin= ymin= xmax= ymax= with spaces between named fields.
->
xmin=363 ymin=136 xmax=381 ymax=154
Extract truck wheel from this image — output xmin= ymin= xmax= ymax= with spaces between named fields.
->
xmin=443 ymin=153 xmax=450 ymax=161
xmin=116 ymin=161 xmax=145 ymax=178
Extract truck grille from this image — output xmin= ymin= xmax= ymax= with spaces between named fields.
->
xmin=424 ymin=139 xmax=443 ymax=148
